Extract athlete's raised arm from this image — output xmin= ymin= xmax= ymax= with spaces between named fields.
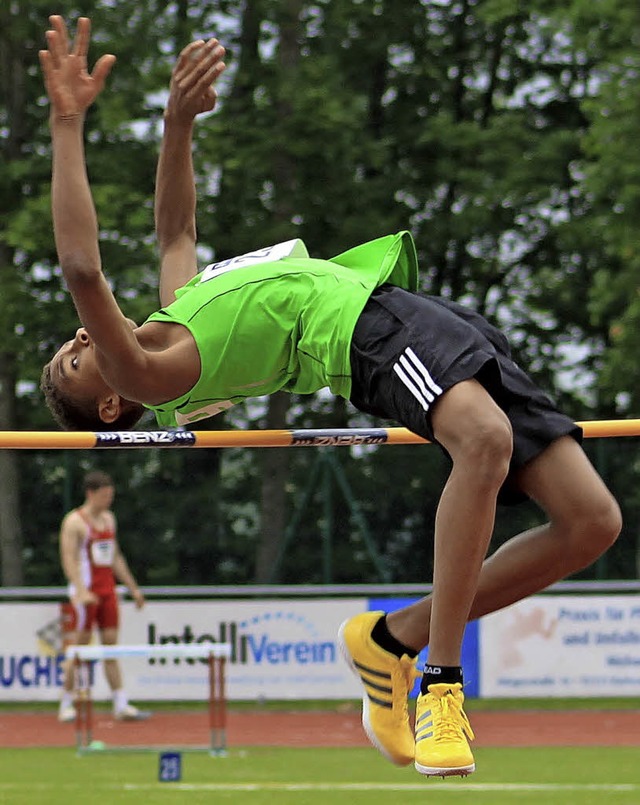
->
xmin=40 ymin=15 xmax=114 ymax=290
xmin=155 ymin=39 xmax=226 ymax=307
xmin=41 ymin=16 xmax=153 ymax=395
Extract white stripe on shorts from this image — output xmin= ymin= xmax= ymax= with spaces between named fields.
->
xmin=405 ymin=347 xmax=443 ymax=395
xmin=393 ymin=347 xmax=443 ymax=412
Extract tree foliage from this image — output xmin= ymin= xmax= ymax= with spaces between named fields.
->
xmin=1 ymin=0 xmax=639 ymax=587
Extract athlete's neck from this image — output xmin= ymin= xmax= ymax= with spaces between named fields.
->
xmin=82 ymin=503 xmax=109 ymax=521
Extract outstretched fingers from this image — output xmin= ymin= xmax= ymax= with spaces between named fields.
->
xmin=174 ymin=38 xmax=226 ymax=98
xmin=39 ymin=36 xmax=62 ymax=100
xmin=90 ymin=53 xmax=117 ymax=89
xmin=44 ymin=29 xmax=63 ymax=71
xmin=47 ymin=15 xmax=71 ymax=64
xmin=177 ymin=39 xmax=207 ymax=69
xmin=40 ymin=15 xmax=116 ymax=116
xmin=72 ymin=16 xmax=91 ymax=61
xmin=38 ymin=47 xmax=51 ymax=77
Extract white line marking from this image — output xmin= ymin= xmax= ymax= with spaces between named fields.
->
xmin=116 ymin=782 xmax=640 ymax=792
xmin=2 ymin=782 xmax=638 ymax=794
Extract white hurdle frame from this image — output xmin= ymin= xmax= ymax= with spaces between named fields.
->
xmin=65 ymin=643 xmax=232 ymax=755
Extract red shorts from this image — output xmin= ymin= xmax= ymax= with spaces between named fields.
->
xmin=71 ymin=589 xmax=119 ymax=632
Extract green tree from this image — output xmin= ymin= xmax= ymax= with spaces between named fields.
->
xmin=3 ymin=1 xmax=640 ymax=587
xmin=570 ymin=0 xmax=640 ymax=410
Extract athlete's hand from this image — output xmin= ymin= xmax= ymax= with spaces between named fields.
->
xmin=39 ymin=16 xmax=115 ymax=121
xmin=165 ymin=39 xmax=226 ymax=124
xmin=74 ymin=588 xmax=98 ymax=606
xmin=131 ymin=588 xmax=145 ymax=610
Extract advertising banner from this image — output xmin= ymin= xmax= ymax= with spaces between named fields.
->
xmin=479 ymin=594 xmax=640 ymax=697
xmin=0 ymin=602 xmax=65 ymax=701
xmin=0 ymin=599 xmax=366 ymax=701
xmin=19 ymin=593 xmax=640 ymax=702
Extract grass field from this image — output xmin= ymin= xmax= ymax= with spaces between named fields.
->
xmin=2 ymin=700 xmax=639 ymax=803
xmin=1 ymin=746 xmax=639 ymax=805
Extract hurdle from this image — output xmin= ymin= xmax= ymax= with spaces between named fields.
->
xmin=65 ymin=643 xmax=232 ymax=755
xmin=1 ymin=419 xmax=640 ymax=449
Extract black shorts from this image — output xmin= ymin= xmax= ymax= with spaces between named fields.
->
xmin=349 ymin=285 xmax=582 ymax=504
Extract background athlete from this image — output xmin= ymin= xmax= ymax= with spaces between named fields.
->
xmin=58 ymin=470 xmax=147 ymax=723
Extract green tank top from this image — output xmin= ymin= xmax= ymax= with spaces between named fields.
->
xmin=145 ymin=231 xmax=418 ymax=427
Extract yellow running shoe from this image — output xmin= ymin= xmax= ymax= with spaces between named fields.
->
xmin=414 ymin=682 xmax=475 ymax=777
xmin=339 ymin=611 xmax=418 ymax=766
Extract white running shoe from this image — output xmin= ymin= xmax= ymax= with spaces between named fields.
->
xmin=114 ymin=704 xmax=151 ymax=721
xmin=58 ymin=704 xmax=77 ymax=723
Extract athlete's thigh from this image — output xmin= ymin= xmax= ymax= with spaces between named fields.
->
xmin=100 ymin=627 xmax=119 ymax=645
xmin=96 ymin=590 xmax=120 ymax=631
xmin=75 ymin=629 xmax=93 ymax=645
xmin=96 ymin=591 xmax=119 ymax=639
xmin=430 ymin=377 xmax=512 ymax=457
xmin=74 ymin=600 xmax=97 ymax=634
xmin=513 ymin=435 xmax=616 ymax=522
xmin=349 ymin=286 xmax=500 ymax=442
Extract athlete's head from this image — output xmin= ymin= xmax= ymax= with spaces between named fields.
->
xmin=83 ymin=470 xmax=115 ymax=509
xmin=41 ymin=327 xmax=144 ymax=431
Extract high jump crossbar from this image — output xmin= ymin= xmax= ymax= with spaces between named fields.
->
xmin=1 ymin=419 xmax=640 ymax=449
xmin=66 ymin=643 xmax=231 ymax=756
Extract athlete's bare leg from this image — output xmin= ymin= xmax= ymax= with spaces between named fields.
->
xmin=387 ymin=434 xmax=622 ymax=652
xmin=62 ymin=627 xmax=92 ymax=693
xmin=100 ymin=626 xmax=124 ymax=692
xmin=421 ymin=379 xmax=513 ymax=666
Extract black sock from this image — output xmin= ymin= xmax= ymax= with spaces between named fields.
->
xmin=371 ymin=615 xmax=418 ymax=659
xmin=420 ymin=664 xmax=463 ymax=695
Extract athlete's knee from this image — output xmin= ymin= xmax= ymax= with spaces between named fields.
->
xmin=433 ymin=380 xmax=513 ymax=486
xmin=448 ymin=412 xmax=513 ymax=488
xmin=470 ymin=417 xmax=513 ymax=483
xmin=100 ymin=629 xmax=119 ymax=646
xmin=562 ymin=493 xmax=622 ymax=568
xmin=581 ymin=493 xmax=622 ymax=556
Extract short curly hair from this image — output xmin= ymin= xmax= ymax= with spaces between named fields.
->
xmin=40 ymin=361 xmax=145 ymax=431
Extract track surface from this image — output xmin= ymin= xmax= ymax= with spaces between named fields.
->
xmin=0 ymin=708 xmax=638 ymax=748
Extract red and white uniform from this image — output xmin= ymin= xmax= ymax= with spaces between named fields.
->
xmin=69 ymin=509 xmax=119 ymax=631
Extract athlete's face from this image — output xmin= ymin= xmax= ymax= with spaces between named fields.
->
xmin=87 ymin=484 xmax=115 ymax=511
xmin=49 ymin=327 xmax=109 ymax=402
xmin=50 ymin=319 xmax=139 ymax=403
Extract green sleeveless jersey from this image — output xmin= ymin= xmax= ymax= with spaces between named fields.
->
xmin=145 ymin=231 xmax=418 ymax=427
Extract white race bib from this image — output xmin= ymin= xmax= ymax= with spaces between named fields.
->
xmin=199 ymin=239 xmax=309 ymax=283
xmin=90 ymin=539 xmax=115 ymax=567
